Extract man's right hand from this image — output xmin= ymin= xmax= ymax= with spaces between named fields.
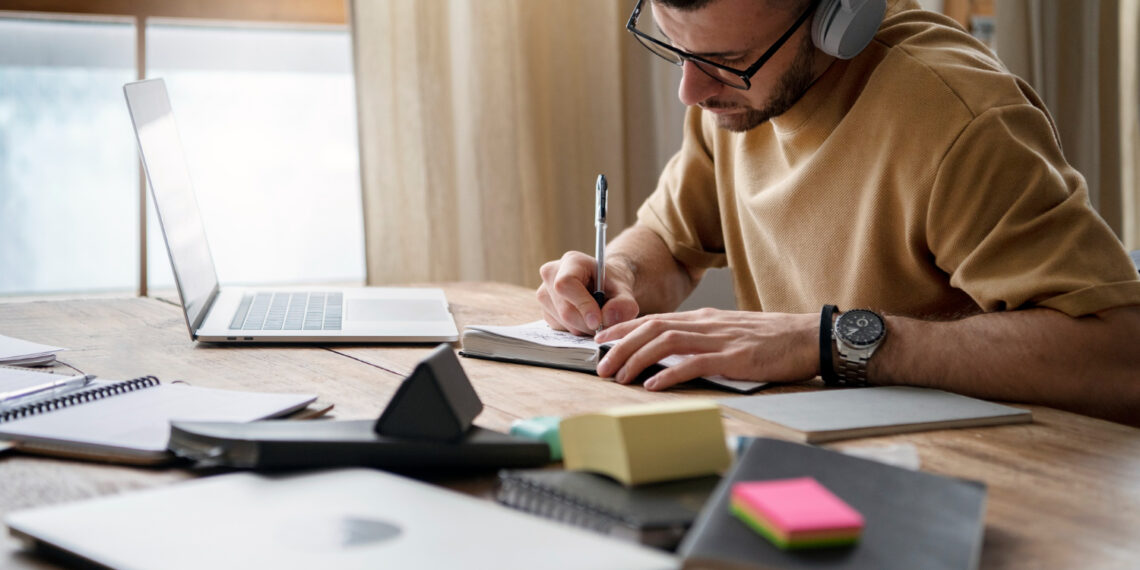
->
xmin=537 ymin=251 xmax=640 ymax=336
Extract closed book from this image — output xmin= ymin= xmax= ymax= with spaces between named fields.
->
xmin=496 ymin=468 xmax=720 ymax=551
xmin=678 ymin=438 xmax=987 ymax=570
xmin=719 ymin=386 xmax=1032 ymax=443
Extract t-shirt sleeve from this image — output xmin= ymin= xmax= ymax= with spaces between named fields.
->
xmin=927 ymin=104 xmax=1140 ymax=317
xmin=636 ymin=107 xmax=728 ymax=270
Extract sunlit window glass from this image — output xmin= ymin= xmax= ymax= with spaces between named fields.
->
xmin=145 ymin=22 xmax=362 ymax=290
xmin=0 ymin=18 xmax=137 ymax=295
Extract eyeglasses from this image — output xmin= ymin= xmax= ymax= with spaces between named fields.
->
xmin=626 ymin=0 xmax=818 ymax=90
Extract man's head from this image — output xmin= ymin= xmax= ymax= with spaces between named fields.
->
xmin=637 ymin=0 xmax=830 ymax=132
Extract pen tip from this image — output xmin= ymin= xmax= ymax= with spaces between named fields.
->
xmin=596 ymin=174 xmax=607 ymax=190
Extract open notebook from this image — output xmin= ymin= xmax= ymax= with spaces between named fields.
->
xmin=0 ymin=376 xmax=317 ymax=464
xmin=460 ymin=321 xmax=766 ymax=394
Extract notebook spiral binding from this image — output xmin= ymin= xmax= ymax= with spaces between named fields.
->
xmin=495 ymin=473 xmax=629 ymax=534
xmin=0 ymin=375 xmax=160 ymax=423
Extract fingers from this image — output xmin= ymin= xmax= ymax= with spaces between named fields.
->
xmin=537 ymin=251 xmax=638 ymax=336
xmin=598 ymin=318 xmax=724 ymax=383
xmin=640 ymin=352 xmax=725 ymax=391
xmin=536 ymin=253 xmax=595 ymax=334
xmin=600 ymin=294 xmax=638 ymax=330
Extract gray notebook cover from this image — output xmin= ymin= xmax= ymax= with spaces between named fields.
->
xmin=720 ymin=386 xmax=1031 ymax=443
xmin=678 ymin=438 xmax=987 ymax=570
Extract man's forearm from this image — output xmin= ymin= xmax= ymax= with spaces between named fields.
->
xmin=871 ymin=305 xmax=1140 ymax=426
xmin=608 ymin=225 xmax=704 ymax=315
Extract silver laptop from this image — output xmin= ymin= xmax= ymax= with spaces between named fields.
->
xmin=6 ymin=468 xmax=677 ymax=569
xmin=123 ymin=78 xmax=458 ymax=343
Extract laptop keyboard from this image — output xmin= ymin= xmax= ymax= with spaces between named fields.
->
xmin=229 ymin=292 xmax=343 ymax=331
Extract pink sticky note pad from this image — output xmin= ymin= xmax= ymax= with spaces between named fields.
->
xmin=731 ymin=477 xmax=864 ymax=535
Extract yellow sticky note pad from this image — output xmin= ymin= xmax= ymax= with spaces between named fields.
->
xmin=560 ymin=400 xmax=730 ymax=486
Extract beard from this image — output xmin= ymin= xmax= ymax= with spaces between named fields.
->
xmin=702 ymin=35 xmax=818 ymax=133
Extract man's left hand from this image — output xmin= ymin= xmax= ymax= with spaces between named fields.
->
xmin=594 ymin=308 xmax=820 ymax=390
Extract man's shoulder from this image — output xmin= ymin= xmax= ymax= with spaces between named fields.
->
xmin=864 ymin=7 xmax=1031 ymax=121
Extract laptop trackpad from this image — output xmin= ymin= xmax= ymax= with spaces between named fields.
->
xmin=347 ymin=299 xmax=448 ymax=323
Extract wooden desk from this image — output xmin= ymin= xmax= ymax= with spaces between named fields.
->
xmin=1 ymin=282 xmax=1138 ymax=568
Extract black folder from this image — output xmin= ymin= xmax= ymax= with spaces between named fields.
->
xmin=169 ymin=419 xmax=550 ymax=471
xmin=167 ymin=345 xmax=550 ymax=472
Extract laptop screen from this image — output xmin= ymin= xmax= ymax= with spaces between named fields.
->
xmin=124 ymin=79 xmax=219 ymax=331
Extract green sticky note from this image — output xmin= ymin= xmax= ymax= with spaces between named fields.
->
xmin=510 ymin=416 xmax=562 ymax=461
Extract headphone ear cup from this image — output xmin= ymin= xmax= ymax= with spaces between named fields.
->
xmin=811 ymin=0 xmax=887 ymax=59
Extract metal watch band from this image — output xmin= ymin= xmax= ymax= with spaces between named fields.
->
xmin=832 ymin=353 xmax=870 ymax=387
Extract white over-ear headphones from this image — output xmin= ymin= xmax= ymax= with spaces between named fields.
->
xmin=811 ymin=0 xmax=887 ymax=59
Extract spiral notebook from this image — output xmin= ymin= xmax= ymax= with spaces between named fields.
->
xmin=496 ymin=469 xmax=721 ymax=551
xmin=0 ymin=376 xmax=317 ymax=464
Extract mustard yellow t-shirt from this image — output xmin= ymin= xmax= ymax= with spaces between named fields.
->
xmin=638 ymin=0 xmax=1140 ymax=318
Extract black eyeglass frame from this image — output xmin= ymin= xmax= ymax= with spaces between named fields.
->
xmin=625 ymin=0 xmax=820 ymax=90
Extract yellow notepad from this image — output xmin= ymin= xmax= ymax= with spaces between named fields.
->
xmin=560 ymin=400 xmax=730 ymax=486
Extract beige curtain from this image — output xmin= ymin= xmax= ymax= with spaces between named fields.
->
xmin=996 ymin=0 xmax=1140 ymax=250
xmin=350 ymin=0 xmax=675 ymax=287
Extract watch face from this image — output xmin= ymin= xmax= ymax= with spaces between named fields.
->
xmin=836 ymin=310 xmax=884 ymax=347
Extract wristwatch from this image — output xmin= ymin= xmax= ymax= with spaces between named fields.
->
xmin=831 ymin=309 xmax=886 ymax=387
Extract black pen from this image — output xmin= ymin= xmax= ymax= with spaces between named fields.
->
xmin=593 ymin=174 xmax=608 ymax=329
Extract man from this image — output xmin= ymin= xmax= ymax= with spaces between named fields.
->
xmin=536 ymin=0 xmax=1140 ymax=425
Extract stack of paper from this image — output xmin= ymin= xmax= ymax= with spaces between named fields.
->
xmin=0 ymin=335 xmax=64 ymax=367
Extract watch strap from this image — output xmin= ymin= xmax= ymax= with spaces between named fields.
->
xmin=833 ymin=352 xmax=870 ymax=387
xmin=820 ymin=305 xmax=839 ymax=385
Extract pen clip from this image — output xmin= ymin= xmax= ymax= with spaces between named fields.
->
xmin=595 ymin=175 xmax=607 ymax=224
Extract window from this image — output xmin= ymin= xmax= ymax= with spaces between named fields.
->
xmin=0 ymin=5 xmax=361 ymax=296
xmin=145 ymin=22 xmax=362 ymax=290
xmin=0 ymin=17 xmax=137 ymax=295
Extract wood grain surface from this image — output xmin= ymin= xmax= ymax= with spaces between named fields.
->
xmin=1 ymin=282 xmax=1138 ymax=568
